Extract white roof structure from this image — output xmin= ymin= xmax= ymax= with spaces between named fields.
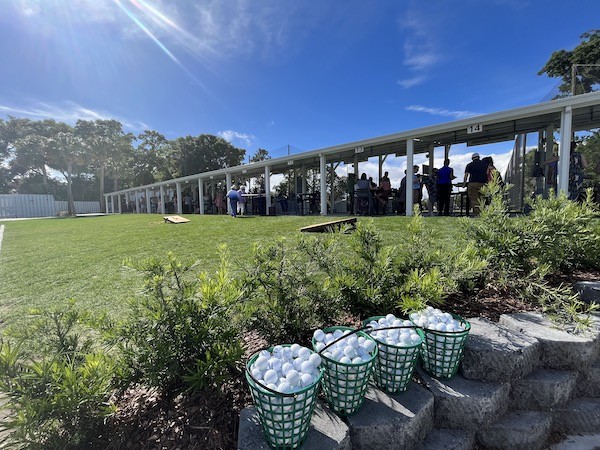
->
xmin=106 ymin=91 xmax=600 ymax=216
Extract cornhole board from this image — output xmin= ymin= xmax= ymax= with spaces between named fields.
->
xmin=299 ymin=217 xmax=357 ymax=233
xmin=164 ymin=215 xmax=190 ymax=224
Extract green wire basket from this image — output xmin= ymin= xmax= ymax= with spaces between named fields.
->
xmin=362 ymin=316 xmax=421 ymax=394
xmin=311 ymin=326 xmax=377 ymax=416
xmin=246 ymin=345 xmax=324 ymax=449
xmin=413 ymin=314 xmax=471 ymax=379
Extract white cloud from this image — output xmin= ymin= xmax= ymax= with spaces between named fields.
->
xmin=406 ymin=105 xmax=481 ymax=120
xmin=397 ymin=76 xmax=426 ymax=89
xmin=218 ymin=130 xmax=254 ymax=148
xmin=0 ymin=101 xmax=149 ymax=131
xmin=396 ymin=9 xmax=443 ymax=89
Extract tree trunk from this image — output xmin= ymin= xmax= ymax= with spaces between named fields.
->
xmin=67 ymin=160 xmax=75 ymax=216
xmin=99 ymin=165 xmax=105 ymax=212
xmin=42 ymin=165 xmax=48 ymax=187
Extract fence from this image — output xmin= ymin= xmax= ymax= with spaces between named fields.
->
xmin=55 ymin=201 xmax=101 ymax=215
xmin=0 ymin=195 xmax=101 ymax=218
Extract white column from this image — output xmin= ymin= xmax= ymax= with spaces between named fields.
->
xmin=320 ymin=154 xmax=327 ymax=216
xmin=103 ymin=195 xmax=108 ymax=213
xmin=118 ymin=194 xmax=122 ymax=213
xmin=301 ymin=165 xmax=307 ymax=194
xmin=354 ymin=155 xmax=359 ymax=178
xmin=225 ymin=173 xmax=232 ymax=214
xmin=145 ymin=188 xmax=151 ymax=214
xmin=134 ymin=191 xmax=140 ymax=213
xmin=198 ymin=179 xmax=204 ymax=214
xmin=544 ymin=124 xmax=555 ymax=197
xmin=176 ymin=182 xmax=182 ymax=214
xmin=159 ymin=186 xmax=165 ymax=214
xmin=558 ymin=106 xmax=572 ymax=195
xmin=110 ymin=195 xmax=114 ymax=213
xmin=330 ymin=162 xmax=335 ymax=213
xmin=406 ymin=139 xmax=414 ymax=216
xmin=264 ymin=165 xmax=271 ymax=212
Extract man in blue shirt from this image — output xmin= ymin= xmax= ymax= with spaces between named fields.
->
xmin=464 ymin=153 xmax=489 ymax=217
xmin=437 ymin=159 xmax=456 ymax=216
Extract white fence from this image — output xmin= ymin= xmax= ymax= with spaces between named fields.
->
xmin=55 ymin=201 xmax=101 ymax=215
xmin=0 ymin=195 xmax=101 ymax=218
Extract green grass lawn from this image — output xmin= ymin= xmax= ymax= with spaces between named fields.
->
xmin=0 ymin=213 xmax=464 ymax=328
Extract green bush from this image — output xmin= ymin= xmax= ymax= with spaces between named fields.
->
xmin=334 ymin=221 xmax=402 ymax=319
xmin=0 ymin=301 xmax=116 ymax=449
xmin=243 ymin=235 xmax=344 ymax=345
xmin=526 ymin=189 xmax=600 ymax=272
xmin=109 ymin=249 xmax=244 ymax=397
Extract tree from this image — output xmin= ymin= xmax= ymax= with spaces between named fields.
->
xmin=53 ymin=125 xmax=89 ymax=216
xmin=10 ymin=120 xmax=68 ymax=190
xmin=539 ymin=30 xmax=600 ymax=97
xmin=170 ymin=134 xmax=245 ymax=178
xmin=134 ymin=130 xmax=173 ymax=185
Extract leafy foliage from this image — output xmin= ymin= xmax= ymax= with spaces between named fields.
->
xmin=109 ymin=249 xmax=244 ymax=397
xmin=0 ymin=301 xmax=116 ymax=449
xmin=242 ymin=235 xmax=345 ymax=345
xmin=539 ymin=29 xmax=600 ymax=97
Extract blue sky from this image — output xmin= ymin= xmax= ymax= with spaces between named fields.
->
xmin=1 ymin=0 xmax=599 ymax=187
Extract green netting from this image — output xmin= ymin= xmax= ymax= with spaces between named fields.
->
xmin=413 ymin=314 xmax=471 ymax=379
xmin=312 ymin=326 xmax=377 ymax=416
xmin=362 ymin=316 xmax=421 ymax=394
xmin=246 ymin=345 xmax=323 ymax=450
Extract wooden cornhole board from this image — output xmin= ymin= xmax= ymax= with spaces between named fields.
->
xmin=300 ymin=217 xmax=357 ymax=233
xmin=164 ymin=215 xmax=190 ymax=224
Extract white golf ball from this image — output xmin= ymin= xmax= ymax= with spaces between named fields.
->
xmin=313 ymin=329 xmax=326 ymax=342
xmin=300 ymin=373 xmax=314 ymax=387
xmin=308 ymin=353 xmax=322 ymax=368
xmin=298 ymin=346 xmax=311 ymax=359
xmin=286 ymin=370 xmax=300 ymax=386
xmin=290 ymin=343 xmax=301 ymax=357
xmin=264 ymin=369 xmax=278 ymax=385
xmin=254 ymin=356 xmax=269 ymax=371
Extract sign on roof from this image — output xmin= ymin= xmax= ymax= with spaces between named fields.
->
xmin=467 ymin=123 xmax=483 ymax=134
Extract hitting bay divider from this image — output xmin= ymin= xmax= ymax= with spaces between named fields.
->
xmin=238 ymin=312 xmax=600 ymax=450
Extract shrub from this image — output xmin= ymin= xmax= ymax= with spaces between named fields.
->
xmin=335 ymin=221 xmax=402 ymax=319
xmin=109 ymin=249 xmax=244 ymax=397
xmin=242 ymin=235 xmax=344 ymax=345
xmin=0 ymin=301 xmax=116 ymax=449
xmin=525 ymin=189 xmax=600 ymax=272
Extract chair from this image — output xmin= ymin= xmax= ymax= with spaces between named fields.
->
xmin=355 ymin=189 xmax=373 ymax=215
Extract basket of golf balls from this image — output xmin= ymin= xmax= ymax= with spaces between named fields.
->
xmin=363 ymin=314 xmax=422 ymax=394
xmin=409 ymin=307 xmax=471 ymax=379
xmin=246 ymin=344 xmax=324 ymax=449
xmin=312 ymin=326 xmax=377 ymax=416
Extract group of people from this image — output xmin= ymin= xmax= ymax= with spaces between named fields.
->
xmin=353 ymin=172 xmax=393 ymax=215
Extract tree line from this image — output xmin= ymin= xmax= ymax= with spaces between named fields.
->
xmin=0 ymin=118 xmax=252 ymax=214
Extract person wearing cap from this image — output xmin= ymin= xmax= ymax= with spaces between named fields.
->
xmin=463 ymin=152 xmax=489 ymax=217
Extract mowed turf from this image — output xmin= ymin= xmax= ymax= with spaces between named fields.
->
xmin=0 ymin=213 xmax=464 ymax=328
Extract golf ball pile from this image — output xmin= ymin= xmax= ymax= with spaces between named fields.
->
xmin=410 ymin=307 xmax=468 ymax=378
xmin=313 ymin=328 xmax=376 ymax=364
xmin=250 ymin=344 xmax=321 ymax=394
xmin=409 ymin=307 xmax=465 ymax=332
xmin=365 ymin=313 xmax=422 ymax=347
xmin=364 ymin=314 xmax=421 ymax=393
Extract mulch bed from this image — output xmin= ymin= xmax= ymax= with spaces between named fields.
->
xmin=99 ymin=270 xmax=599 ymax=450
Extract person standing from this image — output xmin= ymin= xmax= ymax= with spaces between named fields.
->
xmin=437 ymin=159 xmax=456 ymax=216
xmin=237 ymin=185 xmax=247 ymax=216
xmin=412 ymin=165 xmax=423 ymax=211
xmin=464 ymin=153 xmax=489 ymax=217
xmin=226 ymin=185 xmax=239 ymax=217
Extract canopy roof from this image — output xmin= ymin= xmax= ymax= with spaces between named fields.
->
xmin=109 ymin=91 xmax=600 ymax=193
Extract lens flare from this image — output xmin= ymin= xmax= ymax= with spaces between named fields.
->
xmin=113 ymin=0 xmax=179 ymax=63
